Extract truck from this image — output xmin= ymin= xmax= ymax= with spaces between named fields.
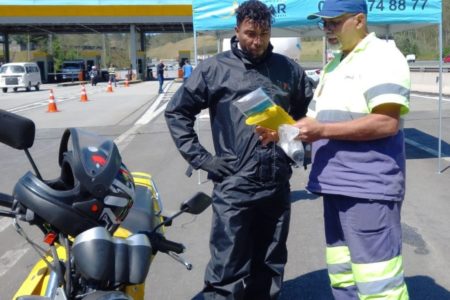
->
xmin=61 ymin=60 xmax=85 ymax=81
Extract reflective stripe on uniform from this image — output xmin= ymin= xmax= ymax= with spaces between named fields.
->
xmin=326 ymin=246 xmax=355 ymax=288
xmin=358 ymin=282 xmax=409 ymax=300
xmin=364 ymin=83 xmax=410 ymax=102
xmin=316 ymin=109 xmax=367 ymax=122
xmin=328 ymin=262 xmax=352 ymax=274
xmin=326 ymin=246 xmax=351 ymax=264
xmin=353 ymin=255 xmax=409 ymax=299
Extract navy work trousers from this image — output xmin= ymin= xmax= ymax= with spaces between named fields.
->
xmin=323 ymin=194 xmax=405 ymax=300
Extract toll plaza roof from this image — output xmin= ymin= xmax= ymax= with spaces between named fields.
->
xmin=0 ymin=0 xmax=193 ymax=34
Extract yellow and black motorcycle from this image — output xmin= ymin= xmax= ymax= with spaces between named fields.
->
xmin=0 ymin=109 xmax=211 ymax=300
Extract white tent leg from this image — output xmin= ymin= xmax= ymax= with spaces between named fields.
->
xmin=438 ymin=21 xmax=443 ymax=173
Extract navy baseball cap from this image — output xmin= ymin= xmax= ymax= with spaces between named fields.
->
xmin=307 ymin=0 xmax=368 ymax=19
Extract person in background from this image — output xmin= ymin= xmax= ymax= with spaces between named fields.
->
xmin=108 ymin=64 xmax=117 ymax=87
xmin=164 ymin=1 xmax=312 ymax=299
xmin=88 ymin=66 xmax=98 ymax=86
xmin=259 ymin=0 xmax=410 ymax=299
xmin=157 ymin=60 xmax=165 ymax=93
xmin=182 ymin=60 xmax=193 ymax=83
xmin=127 ymin=64 xmax=133 ymax=81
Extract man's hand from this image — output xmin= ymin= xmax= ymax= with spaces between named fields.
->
xmin=255 ymin=126 xmax=279 ymax=146
xmin=295 ymin=117 xmax=324 ymax=143
xmin=200 ymin=155 xmax=235 ymax=181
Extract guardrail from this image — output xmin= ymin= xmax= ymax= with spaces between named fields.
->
xmin=48 ymin=72 xmax=82 ymax=83
xmin=301 ymin=61 xmax=450 ymax=73
xmin=409 ymin=67 xmax=450 ymax=73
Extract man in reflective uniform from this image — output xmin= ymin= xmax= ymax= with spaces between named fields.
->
xmin=258 ymin=0 xmax=410 ymax=299
xmin=108 ymin=64 xmax=117 ymax=87
xmin=300 ymin=0 xmax=410 ymax=299
xmin=165 ymin=1 xmax=312 ymax=299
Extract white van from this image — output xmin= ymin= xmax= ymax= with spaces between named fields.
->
xmin=406 ymin=54 xmax=416 ymax=63
xmin=0 ymin=62 xmax=42 ymax=93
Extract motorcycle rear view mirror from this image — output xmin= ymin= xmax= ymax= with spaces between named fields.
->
xmin=180 ymin=192 xmax=212 ymax=215
xmin=0 ymin=110 xmax=42 ymax=180
xmin=151 ymin=192 xmax=212 ymax=234
xmin=0 ymin=109 xmax=35 ymax=150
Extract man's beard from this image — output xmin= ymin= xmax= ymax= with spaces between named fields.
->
xmin=327 ymin=39 xmax=342 ymax=52
xmin=241 ymin=47 xmax=266 ymax=63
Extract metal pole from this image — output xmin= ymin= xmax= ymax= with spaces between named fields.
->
xmin=102 ymin=34 xmax=107 ymax=69
xmin=4 ymin=33 xmax=9 ymax=62
xmin=130 ymin=24 xmax=137 ymax=79
xmin=27 ymin=33 xmax=31 ymax=61
xmin=217 ymin=32 xmax=221 ymax=53
xmin=193 ymin=29 xmax=198 ymax=66
xmin=193 ymin=29 xmax=202 ymax=184
xmin=438 ymin=20 xmax=443 ymax=173
xmin=48 ymin=34 xmax=53 ymax=56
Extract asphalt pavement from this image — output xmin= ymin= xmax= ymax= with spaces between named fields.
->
xmin=115 ymin=79 xmax=450 ymax=299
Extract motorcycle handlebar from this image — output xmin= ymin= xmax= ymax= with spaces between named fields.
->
xmin=0 ymin=192 xmax=13 ymax=208
xmin=151 ymin=234 xmax=185 ymax=254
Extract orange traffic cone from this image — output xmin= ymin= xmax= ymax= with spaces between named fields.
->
xmin=47 ymin=89 xmax=59 ymax=112
xmin=124 ymin=77 xmax=129 ymax=87
xmin=106 ymin=80 xmax=113 ymax=93
xmin=80 ymin=84 xmax=88 ymax=102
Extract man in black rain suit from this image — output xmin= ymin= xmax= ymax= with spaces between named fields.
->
xmin=165 ymin=1 xmax=313 ymax=299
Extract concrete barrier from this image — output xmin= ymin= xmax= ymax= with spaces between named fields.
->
xmin=411 ymin=72 xmax=450 ymax=95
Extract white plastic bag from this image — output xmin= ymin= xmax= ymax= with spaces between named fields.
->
xmin=277 ymin=124 xmax=304 ymax=166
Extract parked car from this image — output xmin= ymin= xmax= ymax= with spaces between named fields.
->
xmin=443 ymin=55 xmax=450 ymax=63
xmin=305 ymin=68 xmax=321 ymax=88
xmin=0 ymin=62 xmax=41 ymax=93
xmin=406 ymin=54 xmax=416 ymax=63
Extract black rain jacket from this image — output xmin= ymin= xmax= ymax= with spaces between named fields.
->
xmin=165 ymin=36 xmax=313 ymax=201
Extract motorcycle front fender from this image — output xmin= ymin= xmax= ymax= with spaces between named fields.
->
xmin=14 ymin=244 xmax=67 ymax=298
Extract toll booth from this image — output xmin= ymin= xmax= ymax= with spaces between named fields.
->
xmin=178 ymin=50 xmax=190 ymax=79
xmin=146 ymin=60 xmax=155 ymax=81
xmin=178 ymin=50 xmax=190 ymax=68
xmin=81 ymin=51 xmax=101 ymax=70
xmin=31 ymin=51 xmax=53 ymax=83
xmin=136 ymin=51 xmax=146 ymax=80
xmin=80 ymin=50 xmax=101 ymax=78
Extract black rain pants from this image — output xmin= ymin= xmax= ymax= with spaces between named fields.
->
xmin=202 ymin=184 xmax=291 ymax=300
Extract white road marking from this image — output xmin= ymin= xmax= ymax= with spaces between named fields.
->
xmin=6 ymin=87 xmax=105 ymax=113
xmin=134 ymin=83 xmax=173 ymax=125
xmin=115 ymin=81 xmax=176 ymax=150
xmin=410 ymin=93 xmax=450 ymax=102
xmin=0 ymin=248 xmax=29 ymax=277
xmin=0 ymin=218 xmax=12 ymax=233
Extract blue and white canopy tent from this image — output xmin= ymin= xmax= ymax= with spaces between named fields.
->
xmin=192 ymin=0 xmax=445 ymax=172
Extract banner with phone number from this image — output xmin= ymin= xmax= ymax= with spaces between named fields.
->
xmin=193 ymin=0 xmax=441 ymax=31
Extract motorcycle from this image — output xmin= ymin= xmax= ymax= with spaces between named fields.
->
xmin=0 ymin=109 xmax=212 ymax=300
